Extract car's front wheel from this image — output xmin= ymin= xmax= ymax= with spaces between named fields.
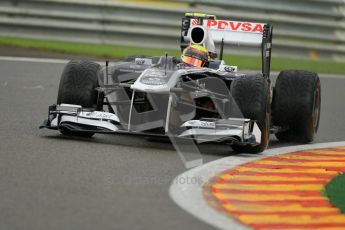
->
xmin=230 ymin=75 xmax=270 ymax=153
xmin=57 ymin=60 xmax=101 ymax=137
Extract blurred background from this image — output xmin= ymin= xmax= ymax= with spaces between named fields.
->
xmin=0 ymin=0 xmax=344 ymax=73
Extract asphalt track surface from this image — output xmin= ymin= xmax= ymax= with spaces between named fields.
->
xmin=0 ymin=58 xmax=344 ymax=230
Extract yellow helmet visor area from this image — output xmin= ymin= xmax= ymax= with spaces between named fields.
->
xmin=182 ymin=56 xmax=206 ymax=67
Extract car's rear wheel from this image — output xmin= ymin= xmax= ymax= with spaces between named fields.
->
xmin=230 ymin=75 xmax=270 ymax=153
xmin=57 ymin=60 xmax=101 ymax=137
xmin=272 ymin=70 xmax=321 ymax=142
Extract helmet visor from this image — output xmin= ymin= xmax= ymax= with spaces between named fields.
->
xmin=182 ymin=56 xmax=205 ymax=67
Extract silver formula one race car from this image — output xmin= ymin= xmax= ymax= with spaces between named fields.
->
xmin=40 ymin=13 xmax=321 ymax=154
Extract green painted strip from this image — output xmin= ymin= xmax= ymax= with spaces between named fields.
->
xmin=0 ymin=36 xmax=344 ymax=75
xmin=325 ymin=173 xmax=345 ymax=213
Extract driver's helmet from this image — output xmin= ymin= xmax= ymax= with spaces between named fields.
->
xmin=182 ymin=44 xmax=209 ymax=67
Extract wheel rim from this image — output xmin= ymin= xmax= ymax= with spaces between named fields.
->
xmin=312 ymin=82 xmax=321 ymax=131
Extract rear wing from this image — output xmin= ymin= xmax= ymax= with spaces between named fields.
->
xmin=180 ymin=14 xmax=273 ymax=78
xmin=199 ymin=19 xmax=265 ymax=46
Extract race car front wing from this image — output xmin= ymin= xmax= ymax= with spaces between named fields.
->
xmin=40 ymin=103 xmax=261 ymax=146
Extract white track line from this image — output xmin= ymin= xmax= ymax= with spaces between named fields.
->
xmin=0 ymin=56 xmax=107 ymax=65
xmin=0 ymin=56 xmax=69 ymax=64
xmin=169 ymin=141 xmax=345 ymax=230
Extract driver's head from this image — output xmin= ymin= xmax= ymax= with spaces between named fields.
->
xmin=182 ymin=44 xmax=209 ymax=68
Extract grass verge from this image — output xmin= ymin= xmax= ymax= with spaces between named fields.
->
xmin=325 ymin=173 xmax=345 ymax=213
xmin=0 ymin=36 xmax=344 ymax=75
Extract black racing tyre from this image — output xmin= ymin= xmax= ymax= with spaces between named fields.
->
xmin=272 ymin=70 xmax=321 ymax=143
xmin=230 ymin=75 xmax=270 ymax=153
xmin=57 ymin=60 xmax=101 ymax=137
